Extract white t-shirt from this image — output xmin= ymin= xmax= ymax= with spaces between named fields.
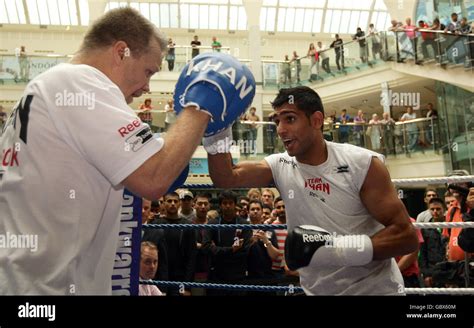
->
xmin=416 ymin=209 xmax=432 ymax=223
xmin=265 ymin=141 xmax=404 ymax=295
xmin=401 ymin=112 xmax=418 ymax=132
xmin=139 ymin=283 xmax=163 ymax=296
xmin=317 ymin=45 xmax=328 ymax=59
xmin=0 ymin=63 xmax=164 ymax=295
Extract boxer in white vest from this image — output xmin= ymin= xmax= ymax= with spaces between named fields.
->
xmin=205 ymin=86 xmax=418 ymax=295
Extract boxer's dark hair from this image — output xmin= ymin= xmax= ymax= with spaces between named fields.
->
xmin=274 ymin=196 xmax=283 ymax=205
xmin=262 ymin=204 xmax=272 ymax=211
xmin=218 ymin=190 xmax=238 ymax=205
xmin=271 ymin=86 xmax=325 ymax=119
xmin=79 ymin=7 xmax=167 ymax=57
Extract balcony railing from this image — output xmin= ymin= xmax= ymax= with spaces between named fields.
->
xmin=129 ymin=109 xmax=444 ymax=158
xmin=0 ymin=54 xmax=70 ymax=84
xmin=0 ymin=45 xmax=233 ymax=84
xmin=387 ymin=29 xmax=473 ymax=69
xmin=1 ymin=31 xmax=471 ymax=87
xmin=262 ymin=34 xmax=389 ymax=88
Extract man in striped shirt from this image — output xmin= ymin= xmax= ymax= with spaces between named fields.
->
xmin=271 ymin=197 xmax=298 ymax=279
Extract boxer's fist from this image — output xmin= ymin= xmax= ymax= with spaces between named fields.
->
xmin=174 ymin=52 xmax=256 ymax=137
xmin=285 ymin=225 xmax=373 ymax=270
xmin=284 ymin=225 xmax=332 ymax=271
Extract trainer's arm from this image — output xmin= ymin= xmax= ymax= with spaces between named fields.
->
xmin=360 ymin=157 xmax=419 ymax=260
xmin=208 ymin=154 xmax=274 ymax=188
xmin=122 ymin=107 xmax=209 ymax=199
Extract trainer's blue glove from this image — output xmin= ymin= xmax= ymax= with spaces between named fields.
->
xmin=166 ymin=164 xmax=189 ymax=194
xmin=285 ymin=225 xmax=373 ymax=270
xmin=174 ymin=52 xmax=256 ymax=137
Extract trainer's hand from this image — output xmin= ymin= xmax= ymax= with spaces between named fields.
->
xmin=174 ymin=52 xmax=256 ymax=137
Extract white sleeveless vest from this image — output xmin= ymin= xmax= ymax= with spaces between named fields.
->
xmin=265 ymin=141 xmax=404 ymax=295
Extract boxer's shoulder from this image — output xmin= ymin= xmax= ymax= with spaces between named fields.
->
xmin=265 ymin=152 xmax=295 ymax=162
xmin=327 ymin=141 xmax=384 ymax=165
xmin=264 ymin=151 xmax=294 ymax=167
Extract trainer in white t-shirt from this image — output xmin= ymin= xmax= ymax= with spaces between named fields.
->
xmin=0 ymin=63 xmax=164 ymax=295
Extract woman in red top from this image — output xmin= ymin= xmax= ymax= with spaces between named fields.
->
xmin=138 ymin=98 xmax=153 ymax=125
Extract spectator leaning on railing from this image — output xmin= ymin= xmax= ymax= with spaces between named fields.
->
xmin=330 ymin=34 xmax=345 ymax=70
xmin=138 ymin=98 xmax=153 ymax=126
xmin=211 ymin=36 xmax=222 ymax=52
xmin=190 ymin=35 xmax=201 ymax=58
xmin=165 ymin=38 xmax=176 ymax=71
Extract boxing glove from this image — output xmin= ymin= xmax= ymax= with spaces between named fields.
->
xmin=174 ymin=52 xmax=256 ymax=137
xmin=285 ymin=225 xmax=373 ymax=271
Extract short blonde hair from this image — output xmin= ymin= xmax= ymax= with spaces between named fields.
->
xmin=80 ymin=7 xmax=167 ymax=57
xmin=247 ymin=188 xmax=261 ymax=199
xmin=141 ymin=241 xmax=158 ymax=254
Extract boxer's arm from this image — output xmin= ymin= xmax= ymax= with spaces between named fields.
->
xmin=208 ymin=154 xmax=274 ymax=188
xmin=122 ymin=107 xmax=209 ymax=199
xmin=360 ymin=157 xmax=419 ymax=260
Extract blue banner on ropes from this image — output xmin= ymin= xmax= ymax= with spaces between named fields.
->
xmin=111 ymin=189 xmax=142 ymax=295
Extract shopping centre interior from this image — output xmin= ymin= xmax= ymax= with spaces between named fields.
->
xmin=0 ymin=0 xmax=473 ymax=214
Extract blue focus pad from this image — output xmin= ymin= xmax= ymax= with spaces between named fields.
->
xmin=174 ymin=52 xmax=256 ymax=137
xmin=167 ymin=164 xmax=189 ymax=194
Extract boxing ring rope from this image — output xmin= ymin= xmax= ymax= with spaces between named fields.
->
xmin=143 ymin=223 xmax=287 ymax=230
xmin=140 ymin=280 xmax=303 ymax=293
xmin=182 ymin=175 xmax=474 ymax=190
xmin=404 ymin=288 xmax=474 ymax=295
xmin=139 ymin=280 xmax=474 ymax=295
xmin=142 ymin=222 xmax=474 ymax=230
xmin=392 ymin=175 xmax=474 ymax=186
xmin=414 ymin=222 xmax=474 ymax=229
